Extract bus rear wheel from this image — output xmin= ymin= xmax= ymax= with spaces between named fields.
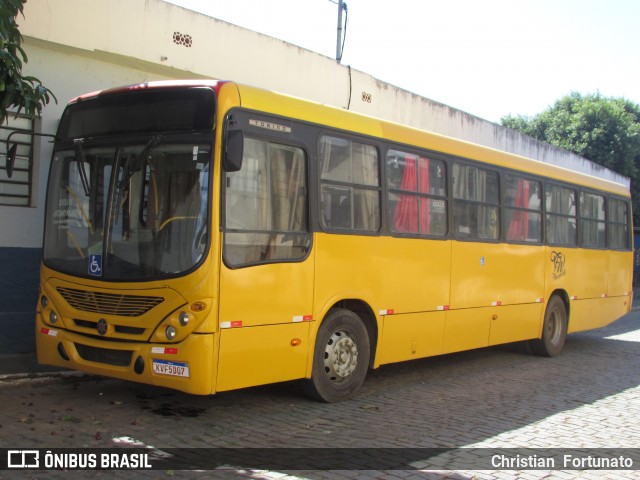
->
xmin=530 ymin=295 xmax=567 ymax=357
xmin=303 ymin=308 xmax=370 ymax=403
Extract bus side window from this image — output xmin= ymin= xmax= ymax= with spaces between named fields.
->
xmin=319 ymin=135 xmax=380 ymax=232
xmin=505 ymin=175 xmax=542 ymax=243
xmin=452 ymin=163 xmax=499 ymax=240
xmin=546 ymin=185 xmax=577 ymax=246
xmin=387 ymin=150 xmax=447 ymax=236
xmin=580 ymin=192 xmax=606 ymax=248
xmin=223 ymin=137 xmax=309 ymax=267
xmin=608 ymin=197 xmax=630 ymax=250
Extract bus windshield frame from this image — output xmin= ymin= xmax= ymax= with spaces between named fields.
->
xmin=43 ymin=87 xmax=216 ymax=281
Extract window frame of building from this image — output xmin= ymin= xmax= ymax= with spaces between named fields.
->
xmin=0 ymin=114 xmax=36 ymax=207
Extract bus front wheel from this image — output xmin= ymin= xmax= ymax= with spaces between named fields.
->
xmin=303 ymin=308 xmax=370 ymax=403
xmin=530 ymin=295 xmax=567 ymax=357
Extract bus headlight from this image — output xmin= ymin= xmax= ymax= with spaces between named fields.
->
xmin=49 ymin=311 xmax=58 ymax=323
xmin=40 ymin=296 xmax=49 ymax=308
xmin=165 ymin=326 xmax=177 ymax=340
xmin=179 ymin=311 xmax=190 ymax=326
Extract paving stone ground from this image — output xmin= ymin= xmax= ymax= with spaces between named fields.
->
xmin=1 ymin=310 xmax=639 ymax=479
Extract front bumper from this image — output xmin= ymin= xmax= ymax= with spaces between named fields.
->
xmin=36 ymin=312 xmax=218 ymax=395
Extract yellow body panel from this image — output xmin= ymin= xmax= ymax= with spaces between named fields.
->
xmin=609 ymin=251 xmax=634 ymax=297
xmin=442 ymin=307 xmax=492 ymax=354
xmin=569 ymin=296 xmax=631 ymax=333
xmin=444 ymin=242 xmax=545 ymax=353
xmin=313 ymin=234 xmax=451 ymax=316
xmin=488 ymin=303 xmax=544 ymax=346
xmin=561 ymin=249 xmax=609 ymax=300
xmin=569 ymin=298 xmax=611 ymax=333
xmin=378 ymin=312 xmax=446 ymax=364
xmin=450 ymin=243 xmax=545 ymax=308
xmin=543 ymin=247 xmax=632 ymax=333
xmin=219 ymin=259 xmax=315 ymax=328
xmin=216 ymin=322 xmax=310 ymax=392
xmin=312 ymin=233 xmax=451 ymax=368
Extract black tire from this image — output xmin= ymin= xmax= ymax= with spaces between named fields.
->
xmin=530 ymin=295 xmax=568 ymax=357
xmin=303 ymin=308 xmax=370 ymax=403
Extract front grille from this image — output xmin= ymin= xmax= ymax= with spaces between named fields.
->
xmin=57 ymin=287 xmax=164 ymax=317
xmin=73 ymin=319 xmax=146 ymax=336
xmin=75 ymin=343 xmax=133 ymax=367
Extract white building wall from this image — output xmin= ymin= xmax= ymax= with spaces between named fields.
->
xmin=20 ymin=0 xmax=352 ymax=106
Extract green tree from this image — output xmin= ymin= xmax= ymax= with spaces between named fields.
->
xmin=501 ymin=92 xmax=640 ymax=224
xmin=0 ymin=0 xmax=56 ymax=124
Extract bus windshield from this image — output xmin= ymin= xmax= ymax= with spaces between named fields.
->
xmin=43 ymin=138 xmax=211 ymax=280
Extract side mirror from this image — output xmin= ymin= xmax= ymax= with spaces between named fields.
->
xmin=223 ymin=130 xmax=244 ymax=172
xmin=5 ymin=144 xmax=18 ymax=179
xmin=5 ymin=131 xmax=57 ymax=179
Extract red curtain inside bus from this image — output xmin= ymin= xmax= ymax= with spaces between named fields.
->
xmin=394 ymin=156 xmax=430 ymax=233
xmin=507 ymin=179 xmax=529 ymax=240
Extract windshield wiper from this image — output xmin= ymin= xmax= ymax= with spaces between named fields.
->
xmin=74 ymin=139 xmax=91 ymax=196
xmin=118 ymin=134 xmax=163 ymax=189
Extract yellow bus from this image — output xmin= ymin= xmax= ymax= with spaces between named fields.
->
xmin=34 ymin=80 xmax=633 ymax=402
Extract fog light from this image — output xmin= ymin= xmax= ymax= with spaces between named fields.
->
xmin=57 ymin=342 xmax=69 ymax=361
xmin=165 ymin=325 xmax=177 ymax=340
xmin=134 ymin=356 xmax=145 ymax=374
xmin=49 ymin=311 xmax=58 ymax=323
xmin=40 ymin=296 xmax=49 ymax=308
xmin=179 ymin=311 xmax=190 ymax=326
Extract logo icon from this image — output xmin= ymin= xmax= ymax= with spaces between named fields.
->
xmin=97 ymin=319 xmax=108 ymax=336
xmin=550 ymin=251 xmax=567 ymax=280
xmin=7 ymin=450 xmax=39 ymax=468
xmin=88 ymin=254 xmax=103 ymax=276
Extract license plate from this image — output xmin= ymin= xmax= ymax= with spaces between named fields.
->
xmin=152 ymin=359 xmax=190 ymax=378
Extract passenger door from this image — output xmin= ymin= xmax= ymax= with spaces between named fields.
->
xmin=217 ymin=135 xmax=314 ymax=391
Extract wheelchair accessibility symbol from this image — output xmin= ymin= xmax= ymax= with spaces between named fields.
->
xmin=88 ymin=254 xmax=103 ymax=276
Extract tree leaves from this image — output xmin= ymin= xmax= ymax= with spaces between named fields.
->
xmin=0 ymin=0 xmax=56 ymax=124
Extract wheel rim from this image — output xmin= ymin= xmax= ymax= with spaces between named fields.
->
xmin=547 ymin=306 xmax=563 ymax=346
xmin=323 ymin=330 xmax=359 ymax=383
